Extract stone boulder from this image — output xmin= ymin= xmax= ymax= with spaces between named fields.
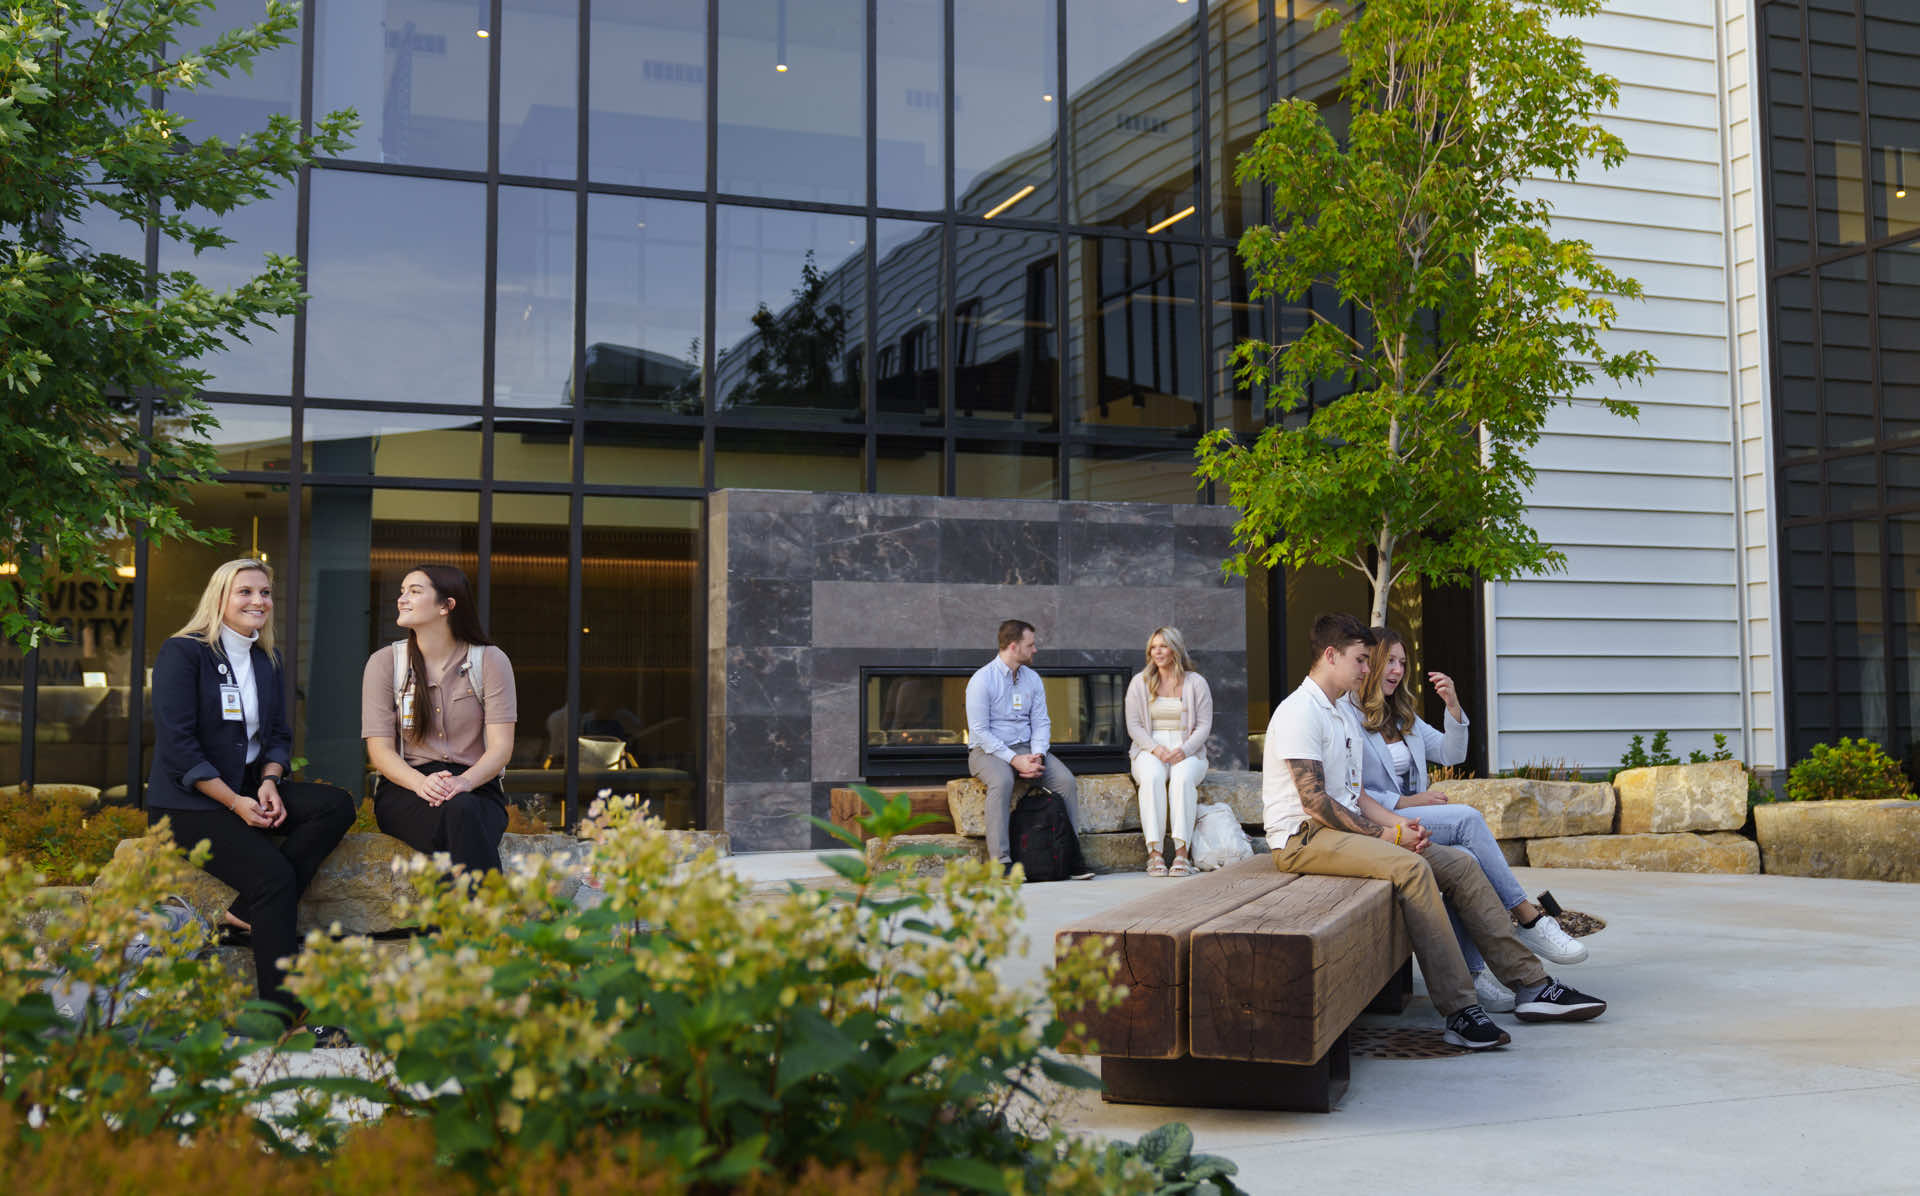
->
xmin=1753 ymin=799 xmax=1920 ymax=882
xmin=1497 ymin=839 xmax=1528 ymax=867
xmin=1526 ymin=831 xmax=1758 ymax=875
xmin=946 ymin=773 xmax=1138 ymax=835
xmin=1077 ymin=832 xmax=1151 ymax=875
xmin=1195 ymin=771 xmax=1263 ymax=826
xmin=1615 ymin=761 xmax=1748 ymax=834
xmin=1432 ymin=778 xmax=1615 ymax=839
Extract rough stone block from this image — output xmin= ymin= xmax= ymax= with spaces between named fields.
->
xmin=864 ymin=833 xmax=987 ymax=877
xmin=1195 ymin=771 xmax=1263 ymax=826
xmin=1616 ymin=761 xmax=1749 ymax=834
xmin=662 ymin=829 xmax=731 ymax=862
xmin=946 ymin=774 xmax=1137 ymax=835
xmin=1077 ymin=831 xmax=1153 ymax=875
xmin=1432 ymin=778 xmax=1615 ymax=838
xmin=1525 ymin=831 xmax=1759 ymax=875
xmin=1753 ymin=799 xmax=1920 ymax=882
xmin=1497 ymin=839 xmax=1529 ymax=867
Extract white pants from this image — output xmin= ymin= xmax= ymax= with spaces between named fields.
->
xmin=1132 ymin=729 xmax=1207 ymax=849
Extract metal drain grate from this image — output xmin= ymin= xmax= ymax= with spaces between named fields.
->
xmin=1350 ymin=1026 xmax=1468 ymax=1060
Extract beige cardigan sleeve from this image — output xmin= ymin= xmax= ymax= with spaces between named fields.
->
xmin=1124 ymin=673 xmax=1157 ymax=758
xmin=1180 ymin=672 xmax=1214 ymax=760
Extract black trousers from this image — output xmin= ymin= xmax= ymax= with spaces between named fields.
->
xmin=373 ymin=761 xmax=509 ymax=878
xmin=154 ymin=772 xmax=356 ymax=1018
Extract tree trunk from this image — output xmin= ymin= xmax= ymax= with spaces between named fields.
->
xmin=1369 ymin=528 xmax=1395 ymax=629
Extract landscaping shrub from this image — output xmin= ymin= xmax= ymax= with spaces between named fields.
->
xmin=1785 ymin=738 xmax=1914 ymax=803
xmin=0 ymin=792 xmax=146 ymax=882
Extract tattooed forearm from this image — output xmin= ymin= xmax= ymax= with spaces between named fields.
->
xmin=1286 ymin=759 xmax=1383 ymax=837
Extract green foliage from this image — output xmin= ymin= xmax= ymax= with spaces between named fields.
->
xmin=1499 ymin=758 xmax=1577 ymax=782
xmin=1195 ymin=0 xmax=1655 ymax=623
xmin=1619 ymin=730 xmax=1679 ymax=771
xmin=1785 ymin=738 xmax=1915 ymax=804
xmin=0 ymin=0 xmax=357 ymax=649
xmin=0 ymin=791 xmax=145 ymax=881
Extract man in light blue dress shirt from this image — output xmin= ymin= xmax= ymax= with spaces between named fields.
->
xmin=965 ymin=618 xmax=1086 ymax=875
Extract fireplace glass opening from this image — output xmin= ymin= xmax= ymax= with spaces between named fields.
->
xmin=860 ymin=667 xmax=1130 ymax=778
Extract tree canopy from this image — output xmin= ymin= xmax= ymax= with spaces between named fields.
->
xmin=0 ymin=0 xmax=355 ymax=648
xmin=1195 ymin=0 xmax=1656 ymax=627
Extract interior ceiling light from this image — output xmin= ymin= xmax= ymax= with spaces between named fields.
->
xmin=983 ymin=184 xmax=1036 ymax=220
xmin=1146 ymin=205 xmax=1196 ymax=234
xmin=476 ymin=0 xmax=489 ymax=37
xmin=776 ymin=0 xmax=788 ymax=71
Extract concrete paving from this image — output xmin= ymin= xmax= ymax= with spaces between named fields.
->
xmin=727 ymin=852 xmax=1920 ymax=1195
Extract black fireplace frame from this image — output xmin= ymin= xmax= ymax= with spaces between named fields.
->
xmin=858 ymin=665 xmax=1132 ymax=780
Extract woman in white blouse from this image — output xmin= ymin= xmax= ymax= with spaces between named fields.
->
xmin=1347 ymin=626 xmax=1588 ymax=1011
xmin=1124 ymin=626 xmax=1213 ymax=877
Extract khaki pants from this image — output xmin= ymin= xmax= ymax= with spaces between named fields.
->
xmin=1269 ymin=823 xmax=1548 ymax=1016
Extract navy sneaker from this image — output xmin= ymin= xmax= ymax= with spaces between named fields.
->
xmin=1443 ymin=1004 xmax=1511 ymax=1050
xmin=1514 ymin=979 xmax=1606 ymax=1023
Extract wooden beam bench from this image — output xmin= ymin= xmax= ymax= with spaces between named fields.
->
xmin=1055 ymin=854 xmax=1412 ymax=1112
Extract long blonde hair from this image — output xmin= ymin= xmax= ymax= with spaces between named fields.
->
xmin=1139 ymin=626 xmax=1195 ymax=697
xmin=173 ymin=558 xmax=275 ymax=654
xmin=1356 ymin=625 xmax=1416 ymax=737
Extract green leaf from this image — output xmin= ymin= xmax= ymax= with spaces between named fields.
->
xmin=807 ymin=815 xmax=863 ymax=848
xmin=818 ymin=853 xmax=869 ymax=883
xmin=774 ymin=1008 xmax=861 ymax=1093
xmin=1038 ymin=1056 xmax=1105 ymax=1091
xmin=921 ymin=1156 xmax=1011 ymax=1194
xmin=1137 ymin=1122 xmax=1194 ymax=1168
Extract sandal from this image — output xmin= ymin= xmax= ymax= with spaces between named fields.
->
xmin=1146 ymin=848 xmax=1169 ymax=877
xmin=1168 ymin=846 xmax=1193 ymax=878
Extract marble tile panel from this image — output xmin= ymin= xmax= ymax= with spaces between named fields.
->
xmin=809 ymin=672 xmax=860 ymax=780
xmin=728 ymin=579 xmax=813 ymax=646
xmin=726 ymin=511 xmax=815 ymax=579
xmin=1174 ymin=520 xmax=1240 ymax=589
xmin=1173 ymin=503 xmax=1237 ymax=526
xmin=934 ymin=584 xmax=1060 ymax=648
xmin=1168 ymin=586 xmax=1249 ymax=649
xmin=715 ymin=489 xmax=821 ymax=516
xmin=933 ymin=497 xmax=1063 ymax=523
xmin=1063 ymin=500 xmax=1160 ymax=526
xmin=818 ymin=492 xmax=942 ymax=520
xmin=813 ymin=514 xmax=942 ymax=582
xmin=723 ymin=782 xmax=812 ymax=851
xmin=726 ymin=646 xmax=812 ymax=717
xmin=724 ymin=714 xmax=813 ymax=782
xmin=1064 ymin=516 xmax=1173 ymax=586
xmin=811 ymin=581 xmax=946 ymax=648
xmin=938 ymin=519 xmax=1059 ymax=585
xmin=809 ymin=782 xmax=842 ymax=849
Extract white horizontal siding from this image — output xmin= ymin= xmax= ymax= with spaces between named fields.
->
xmin=1487 ymin=0 xmax=1776 ymax=771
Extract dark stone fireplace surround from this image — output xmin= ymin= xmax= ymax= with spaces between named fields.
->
xmin=707 ymin=490 xmax=1248 ymax=851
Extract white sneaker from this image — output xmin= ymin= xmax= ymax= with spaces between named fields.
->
xmin=1512 ymin=914 xmax=1588 ymax=965
xmin=1473 ymin=969 xmax=1515 ymax=1013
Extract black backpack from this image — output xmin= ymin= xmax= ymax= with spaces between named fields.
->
xmin=1007 ymin=787 xmax=1086 ymax=883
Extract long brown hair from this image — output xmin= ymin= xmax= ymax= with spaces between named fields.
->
xmin=401 ymin=564 xmax=493 ymax=744
xmin=1356 ymin=625 xmax=1418 ymax=738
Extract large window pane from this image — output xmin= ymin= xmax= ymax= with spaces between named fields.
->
xmin=1893 ymin=515 xmax=1920 ymax=780
xmin=876 ymin=437 xmax=943 ymax=495
xmin=1881 ymin=244 xmax=1920 ymax=444
xmin=583 ymin=195 xmax=705 ymax=413
xmin=953 ymin=226 xmax=1057 ymax=429
xmin=159 ymin=191 xmax=296 ymax=396
xmin=164 ymin=0 xmax=301 ymax=146
xmin=714 ymin=429 xmax=861 ymax=490
xmin=1211 ymin=248 xmax=1264 ymax=436
xmin=315 ymin=0 xmax=489 ymax=169
xmin=1210 ymin=0 xmax=1265 ymax=240
xmin=1819 ymin=256 xmax=1873 ymax=451
xmin=1764 ymin=4 xmax=1811 ymax=269
xmin=500 ymin=0 xmax=579 ymax=178
xmin=874 ymin=219 xmax=943 ymax=427
xmin=1832 ymin=519 xmax=1887 ymax=742
xmin=496 ymin=187 xmax=576 ymax=407
xmin=716 ymin=0 xmax=865 ymax=203
xmin=304 ymin=408 xmax=484 ymax=479
xmin=1066 ymin=0 xmax=1201 ymax=230
xmin=1069 ymin=235 xmax=1203 ymax=433
xmin=493 ymin=416 xmax=573 ymax=484
xmin=306 ymin=172 xmax=485 ymax=405
xmin=1865 ymin=10 xmax=1920 ymax=242
xmin=1068 ymin=445 xmax=1200 ymax=503
xmin=955 ymin=440 xmax=1055 ymax=499
xmin=713 ymin=206 xmax=865 ymax=421
xmin=1784 ymin=523 xmax=1830 ymax=754
xmin=486 ymin=493 xmax=571 ymax=818
xmin=1809 ymin=6 xmax=1865 ymax=251
xmin=589 ymin=0 xmax=706 ymax=189
xmin=955 ymin=0 xmax=1056 ymax=220
xmin=1776 ymin=271 xmax=1817 ymax=455
xmin=583 ymin=421 xmax=703 ymax=487
xmin=877 ymin=0 xmax=943 ymax=212
xmin=186 ymin=402 xmax=293 ymax=473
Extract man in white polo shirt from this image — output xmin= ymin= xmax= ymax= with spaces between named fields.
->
xmin=1263 ymin=612 xmax=1607 ymax=1049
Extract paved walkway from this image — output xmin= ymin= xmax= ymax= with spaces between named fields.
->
xmin=728 ymin=852 xmax=1920 ymax=1195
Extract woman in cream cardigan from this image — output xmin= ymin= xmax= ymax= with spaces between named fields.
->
xmin=1124 ymin=626 xmax=1213 ymax=877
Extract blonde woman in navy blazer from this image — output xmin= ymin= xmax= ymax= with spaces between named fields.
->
xmin=146 ymin=558 xmax=354 ymax=1029
xmin=1343 ymin=625 xmax=1587 ymax=1010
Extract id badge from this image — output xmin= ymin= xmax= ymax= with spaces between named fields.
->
xmin=399 ymin=691 xmax=416 ymax=730
xmin=1010 ymin=691 xmax=1026 ymax=714
xmin=219 ymin=684 xmax=244 ymax=721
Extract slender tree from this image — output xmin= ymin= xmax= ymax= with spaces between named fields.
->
xmin=1195 ymin=0 xmax=1656 ymax=626
xmin=0 ymin=0 xmax=355 ymax=648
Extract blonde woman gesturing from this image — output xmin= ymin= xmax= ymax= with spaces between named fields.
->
xmin=1124 ymin=627 xmax=1213 ymax=877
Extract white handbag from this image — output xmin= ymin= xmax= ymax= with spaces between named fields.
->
xmin=1189 ymin=802 xmax=1254 ymax=871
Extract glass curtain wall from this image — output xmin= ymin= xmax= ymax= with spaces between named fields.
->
xmin=1760 ymin=1 xmax=1920 ymax=780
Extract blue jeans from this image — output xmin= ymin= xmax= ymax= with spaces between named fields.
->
xmin=1402 ymin=802 xmax=1527 ymax=972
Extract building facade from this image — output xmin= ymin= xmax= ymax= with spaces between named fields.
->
xmin=2 ymin=0 xmax=1915 ymax=837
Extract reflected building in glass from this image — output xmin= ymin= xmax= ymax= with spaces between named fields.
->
xmin=5 ymin=1 xmax=1918 ymax=833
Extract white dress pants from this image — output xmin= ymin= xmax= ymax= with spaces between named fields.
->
xmin=1132 ymin=729 xmax=1207 ymax=848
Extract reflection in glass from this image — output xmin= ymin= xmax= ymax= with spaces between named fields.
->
xmin=1888 ymin=447 xmax=1920 ymax=509
xmin=306 ymin=172 xmax=486 ymax=404
xmin=1819 ymin=257 xmax=1873 ymax=450
xmin=496 ymin=187 xmax=576 ymax=407
xmin=1763 ymin=3 xmax=1810 ymax=269
xmin=1892 ymin=515 xmax=1920 ymax=777
xmin=159 ymin=192 xmax=297 ymax=395
xmin=714 ymin=429 xmax=862 ymax=491
xmin=164 ymin=0 xmax=301 ymax=147
xmin=500 ymin=0 xmax=578 ymax=178
xmin=717 ymin=0 xmax=865 ymax=203
xmin=304 ymin=408 xmax=484 ymax=478
xmin=1880 ymin=245 xmax=1920 ymax=443
xmin=1827 ymin=454 xmax=1878 ymax=515
xmin=877 ymin=0 xmax=943 ymax=211
xmin=1070 ymin=236 xmax=1202 ymax=432
xmin=492 ymin=416 xmax=571 ymax=484
xmin=315 ymin=0 xmax=489 ymax=169
xmin=584 ymin=421 xmax=703 ymax=487
xmin=955 ymin=0 xmax=1056 ymax=220
xmin=1784 ymin=522 xmax=1829 ymax=754
xmin=713 ymin=206 xmax=865 ymax=419
xmin=955 ymin=440 xmax=1055 ymax=500
xmin=177 ymin=402 xmax=293 ymax=473
xmin=1066 ymin=0 xmax=1200 ymax=229
xmin=1775 ymin=272 xmax=1817 ymax=454
xmin=1832 ymin=520 xmax=1887 ymax=742
xmin=876 ymin=437 xmax=943 ymax=495
xmin=1809 ymin=5 xmax=1864 ymax=250
xmin=1211 ymin=250 xmax=1264 ymax=435
xmin=1866 ymin=11 xmax=1920 ymax=241
xmin=584 ymin=195 xmax=705 ymax=413
xmin=953 ymin=227 xmax=1057 ymax=427
xmin=875 ymin=220 xmax=944 ymax=425
xmin=589 ymin=0 xmax=706 ymax=188
xmin=1069 ymin=446 xmax=1200 ymax=504
xmin=1210 ymin=0 xmax=1265 ymax=239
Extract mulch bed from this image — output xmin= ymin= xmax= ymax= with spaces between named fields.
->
xmin=1555 ymin=910 xmax=1606 ymax=937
